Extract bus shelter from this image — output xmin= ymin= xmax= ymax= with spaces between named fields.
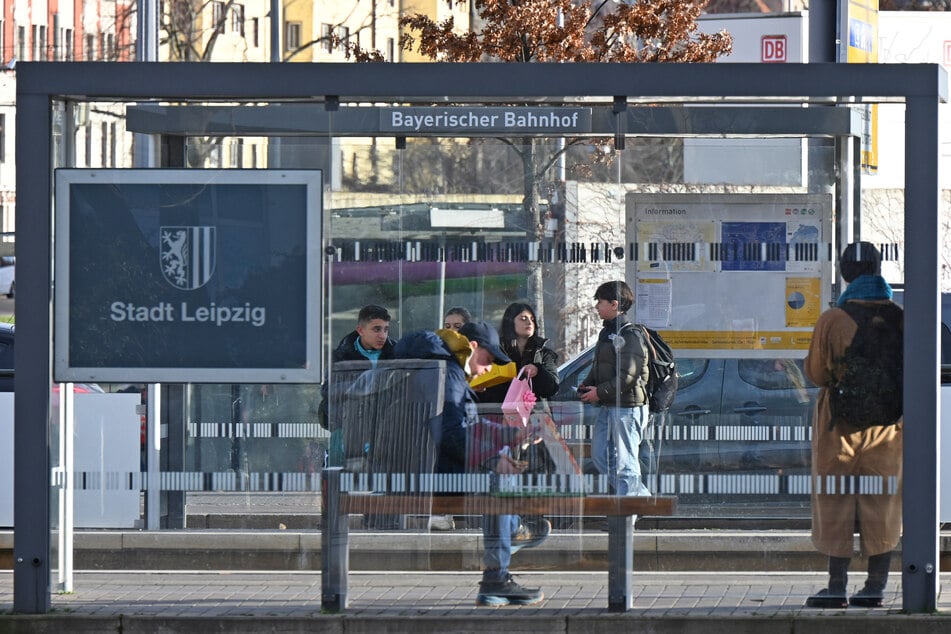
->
xmin=11 ymin=61 xmax=946 ymax=614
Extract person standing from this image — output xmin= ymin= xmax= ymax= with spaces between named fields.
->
xmin=324 ymin=304 xmax=398 ymax=529
xmin=394 ymin=321 xmax=548 ymax=606
xmin=319 ymin=304 xmax=397 ymax=434
xmin=481 ymin=302 xmax=559 ymax=405
xmin=804 ymin=242 xmax=903 ymax=609
xmin=332 ymin=304 xmax=396 ymax=365
xmin=427 ymin=308 xmax=473 ymax=531
xmin=577 ymin=281 xmax=651 ymax=497
xmin=443 ymin=306 xmax=472 ymax=331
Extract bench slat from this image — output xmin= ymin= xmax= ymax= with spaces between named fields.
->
xmin=340 ymin=494 xmax=676 ymax=516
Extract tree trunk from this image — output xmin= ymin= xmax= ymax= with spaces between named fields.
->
xmin=522 ymin=139 xmax=545 ymax=323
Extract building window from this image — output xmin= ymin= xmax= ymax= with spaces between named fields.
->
xmin=251 ymin=17 xmax=259 ymax=47
xmin=39 ymin=26 xmax=47 ymax=60
xmin=340 ymin=26 xmax=350 ymax=49
xmin=106 ymin=33 xmax=115 ymax=59
xmin=101 ymin=122 xmax=108 ymax=167
xmin=85 ymin=34 xmax=95 ymax=60
xmin=0 ymin=114 xmax=6 ymax=163
xmin=31 ymin=25 xmax=37 ymax=61
xmin=17 ymin=26 xmax=26 ymax=62
xmin=64 ymin=29 xmax=73 ymax=61
xmin=110 ymin=122 xmax=117 ymax=167
xmin=285 ymin=22 xmax=301 ymax=53
xmin=387 ymin=37 xmax=394 ymax=62
xmin=231 ymin=4 xmax=244 ymax=36
xmin=321 ymin=23 xmax=333 ymax=53
xmin=212 ymin=2 xmax=226 ymax=35
xmin=99 ymin=33 xmax=105 ymax=60
xmin=84 ymin=127 xmax=92 ymax=166
xmin=232 ymin=138 xmax=244 ymax=167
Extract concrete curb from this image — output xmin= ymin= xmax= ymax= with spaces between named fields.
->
xmin=3 ymin=614 xmax=951 ymax=633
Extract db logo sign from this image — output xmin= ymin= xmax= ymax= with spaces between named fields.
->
xmin=761 ymin=35 xmax=787 ymax=63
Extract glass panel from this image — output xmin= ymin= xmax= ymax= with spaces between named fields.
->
xmin=31 ymin=91 xmax=922 ymax=615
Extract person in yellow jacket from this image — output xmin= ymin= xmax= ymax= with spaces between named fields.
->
xmin=803 ymin=241 xmax=903 ymax=608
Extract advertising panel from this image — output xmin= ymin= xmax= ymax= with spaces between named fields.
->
xmin=53 ymin=169 xmax=322 ymax=382
xmin=842 ymin=0 xmax=880 ymax=174
xmin=626 ymin=194 xmax=833 ymax=359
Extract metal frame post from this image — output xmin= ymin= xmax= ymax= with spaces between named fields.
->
xmin=901 ymin=94 xmax=942 ymax=613
xmin=13 ymin=90 xmax=52 ymax=613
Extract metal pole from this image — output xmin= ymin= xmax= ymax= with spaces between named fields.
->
xmin=901 ymin=94 xmax=941 ymax=613
xmin=60 ymin=384 xmax=74 ymax=593
xmin=13 ymin=91 xmax=52 ymax=614
xmin=271 ymin=0 xmax=281 ymax=62
xmin=134 ymin=0 xmax=158 ymax=166
xmin=145 ymin=384 xmax=162 ymax=528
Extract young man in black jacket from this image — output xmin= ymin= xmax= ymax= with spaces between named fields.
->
xmin=577 ymin=281 xmax=651 ymax=497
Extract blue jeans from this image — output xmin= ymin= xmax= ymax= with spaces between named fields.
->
xmin=482 ymin=514 xmax=519 ymax=581
xmin=591 ymin=404 xmax=651 ymax=496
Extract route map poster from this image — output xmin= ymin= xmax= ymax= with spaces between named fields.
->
xmin=625 ymin=193 xmax=832 ymax=358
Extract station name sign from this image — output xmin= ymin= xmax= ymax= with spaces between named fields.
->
xmin=381 ymin=107 xmax=592 ymax=134
xmin=53 ymin=169 xmax=322 ymax=383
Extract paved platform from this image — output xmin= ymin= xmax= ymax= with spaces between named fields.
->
xmin=1 ymin=570 xmax=949 ymax=632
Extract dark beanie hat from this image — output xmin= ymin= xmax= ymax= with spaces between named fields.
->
xmin=840 ymin=241 xmax=881 ymax=283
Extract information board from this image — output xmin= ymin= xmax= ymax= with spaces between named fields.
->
xmin=53 ymin=169 xmax=322 ymax=382
xmin=625 ymin=193 xmax=832 ymax=358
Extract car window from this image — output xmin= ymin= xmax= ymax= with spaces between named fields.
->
xmin=556 ymin=356 xmax=591 ymax=397
xmin=737 ymin=358 xmax=814 ymax=390
xmin=674 ymin=358 xmax=707 ymax=390
xmin=557 ymin=354 xmax=708 ymax=395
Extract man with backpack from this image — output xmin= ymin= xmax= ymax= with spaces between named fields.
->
xmin=577 ymin=280 xmax=652 ymax=497
xmin=803 ymin=241 xmax=903 ymax=609
xmin=394 ymin=321 xmax=550 ymax=607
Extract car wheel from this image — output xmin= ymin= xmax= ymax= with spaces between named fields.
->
xmin=6 ymin=280 xmax=13 ymax=299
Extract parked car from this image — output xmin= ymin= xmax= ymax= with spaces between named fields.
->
xmin=0 ymin=256 xmax=14 ymax=298
xmin=550 ymin=352 xmax=817 ymax=478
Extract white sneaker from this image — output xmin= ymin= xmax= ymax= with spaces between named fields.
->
xmin=428 ymin=514 xmax=455 ymax=531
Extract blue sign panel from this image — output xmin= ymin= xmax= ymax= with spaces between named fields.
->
xmin=719 ymin=221 xmax=787 ymax=272
xmin=53 ymin=169 xmax=322 ymax=383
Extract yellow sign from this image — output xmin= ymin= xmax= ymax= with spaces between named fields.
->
xmin=846 ymin=0 xmax=879 ymax=174
xmin=658 ymin=330 xmax=813 ymax=351
xmin=785 ymin=277 xmax=821 ymax=328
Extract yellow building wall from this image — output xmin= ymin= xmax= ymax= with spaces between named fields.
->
xmin=401 ymin=0 xmax=469 ymax=63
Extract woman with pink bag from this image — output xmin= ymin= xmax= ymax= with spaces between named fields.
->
xmin=479 ymin=303 xmax=563 ymax=488
xmin=480 ymin=302 xmax=560 ymax=407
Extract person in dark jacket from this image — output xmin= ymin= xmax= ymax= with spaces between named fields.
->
xmin=481 ymin=302 xmax=559 ymax=405
xmin=578 ymin=281 xmax=651 ymax=497
xmin=319 ymin=304 xmax=397 ymax=433
xmin=394 ymin=321 xmax=548 ymax=607
xmin=321 ymin=304 xmax=398 ymax=529
xmin=332 ymin=304 xmax=396 ymax=365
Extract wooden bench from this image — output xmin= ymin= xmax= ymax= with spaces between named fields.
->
xmin=320 ymin=467 xmax=677 ymax=613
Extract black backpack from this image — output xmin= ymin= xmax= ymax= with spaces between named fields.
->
xmin=635 ymin=324 xmax=678 ymax=414
xmin=829 ymin=302 xmax=904 ymax=430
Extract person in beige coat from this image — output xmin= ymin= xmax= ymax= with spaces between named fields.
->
xmin=803 ymin=241 xmax=903 ymax=609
